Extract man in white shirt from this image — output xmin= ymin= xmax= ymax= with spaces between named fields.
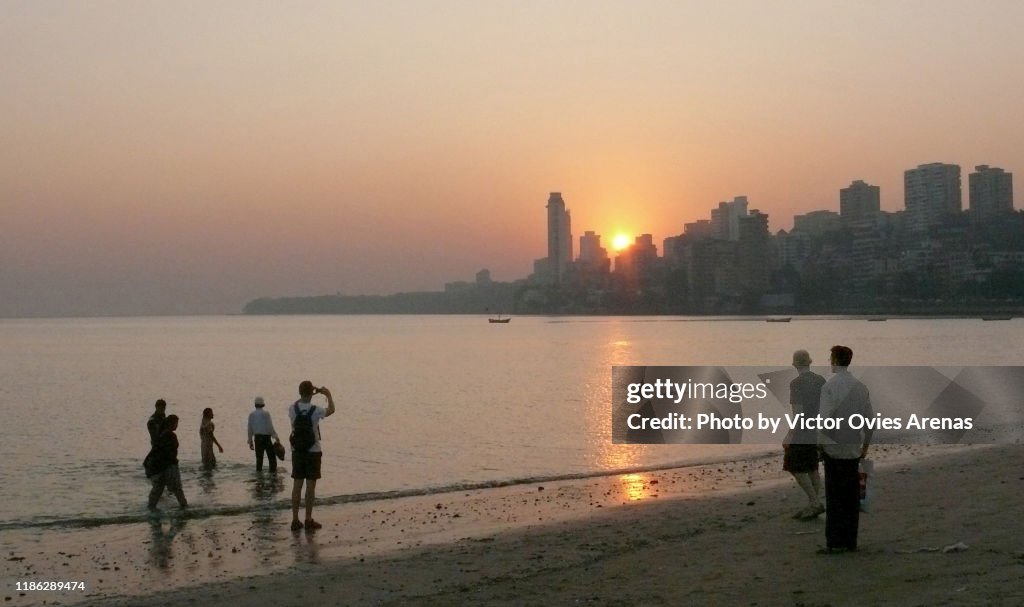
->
xmin=288 ymin=380 xmax=336 ymax=531
xmin=817 ymin=345 xmax=873 ymax=554
xmin=247 ymin=396 xmax=279 ymax=473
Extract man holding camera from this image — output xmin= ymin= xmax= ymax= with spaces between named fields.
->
xmin=288 ymin=380 xmax=336 ymax=531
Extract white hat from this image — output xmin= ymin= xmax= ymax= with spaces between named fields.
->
xmin=254 ymin=396 xmax=265 ymax=407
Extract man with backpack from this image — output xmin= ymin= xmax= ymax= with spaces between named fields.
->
xmin=288 ymin=380 xmax=336 ymax=531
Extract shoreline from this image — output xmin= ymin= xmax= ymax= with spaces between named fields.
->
xmin=4 ymin=444 xmax=1012 ymax=606
xmin=0 ymin=448 xmax=778 ymax=534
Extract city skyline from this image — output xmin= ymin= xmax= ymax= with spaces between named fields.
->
xmin=3 ymin=2 xmax=1024 ymax=316
xmin=534 ymin=159 xmax=1014 ymax=276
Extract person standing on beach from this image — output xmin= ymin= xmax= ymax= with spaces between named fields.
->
xmin=288 ymin=380 xmax=336 ymax=531
xmin=817 ymin=345 xmax=873 ymax=554
xmin=147 ymin=414 xmax=188 ymax=511
xmin=785 ymin=349 xmax=825 ymax=520
xmin=247 ymin=396 xmax=279 ymax=473
xmin=148 ymin=399 xmax=167 ymax=446
xmin=199 ymin=408 xmax=224 ymax=470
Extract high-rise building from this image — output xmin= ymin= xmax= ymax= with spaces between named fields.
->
xmin=904 ymin=163 xmax=961 ymax=232
xmin=710 ymin=196 xmax=749 ymax=240
xmin=546 ymin=192 xmax=573 ymax=281
xmin=793 ymin=210 xmax=840 ymax=235
xmin=969 ymin=165 xmax=1013 ymax=223
xmin=578 ymin=231 xmax=608 ymax=265
xmin=684 ymin=219 xmax=713 ymax=239
xmin=840 ymin=180 xmax=881 ymax=224
xmin=614 ymin=234 xmax=658 ymax=277
xmin=737 ymin=210 xmax=771 ymax=295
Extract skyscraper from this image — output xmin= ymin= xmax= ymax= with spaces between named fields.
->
xmin=710 ymin=196 xmax=749 ymax=241
xmin=904 ymin=163 xmax=961 ymax=233
xmin=840 ymin=180 xmax=881 ymax=224
xmin=969 ymin=165 xmax=1013 ymax=223
xmin=578 ymin=231 xmax=607 ymax=265
xmin=546 ymin=192 xmax=573 ymax=282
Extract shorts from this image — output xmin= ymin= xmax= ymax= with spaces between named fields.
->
xmin=291 ymin=451 xmax=323 ymax=480
xmin=783 ymin=443 xmax=819 ymax=473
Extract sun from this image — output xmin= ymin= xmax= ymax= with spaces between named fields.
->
xmin=611 ymin=233 xmax=631 ymax=251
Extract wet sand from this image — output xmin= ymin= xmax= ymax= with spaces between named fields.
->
xmin=4 ymin=444 xmax=1022 ymax=606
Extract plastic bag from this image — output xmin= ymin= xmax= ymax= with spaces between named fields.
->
xmin=859 ymin=458 xmax=874 ymax=513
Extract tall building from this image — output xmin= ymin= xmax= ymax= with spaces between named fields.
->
xmin=578 ymin=231 xmax=608 ymax=266
xmin=969 ymin=165 xmax=1013 ymax=223
xmin=904 ymin=163 xmax=961 ymax=233
xmin=614 ymin=234 xmax=658 ymax=277
xmin=840 ymin=180 xmax=881 ymax=224
xmin=532 ymin=192 xmax=574 ymax=284
xmin=710 ymin=196 xmax=749 ymax=240
xmin=684 ymin=219 xmax=713 ymax=239
xmin=793 ymin=210 xmax=840 ymax=235
xmin=737 ymin=210 xmax=771 ymax=295
xmin=546 ymin=192 xmax=573 ymax=281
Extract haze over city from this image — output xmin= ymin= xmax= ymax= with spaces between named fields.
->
xmin=3 ymin=1 xmax=1023 ymax=317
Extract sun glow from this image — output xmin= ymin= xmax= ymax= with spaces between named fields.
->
xmin=611 ymin=233 xmax=631 ymax=251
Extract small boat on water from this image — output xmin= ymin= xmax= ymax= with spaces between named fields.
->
xmin=765 ymin=317 xmax=791 ymax=323
xmin=867 ymin=317 xmax=887 ymax=322
xmin=488 ymin=313 xmax=511 ymax=324
xmin=981 ymin=316 xmax=1012 ymax=321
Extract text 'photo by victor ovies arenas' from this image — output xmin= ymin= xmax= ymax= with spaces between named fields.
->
xmin=2 ymin=2 xmax=1023 ymax=606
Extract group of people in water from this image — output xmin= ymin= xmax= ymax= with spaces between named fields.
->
xmin=143 ymin=380 xmax=336 ymax=532
xmin=146 ymin=402 xmax=224 ymax=471
xmin=142 ymin=353 xmax=872 ymax=551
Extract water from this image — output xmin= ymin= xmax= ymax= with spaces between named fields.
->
xmin=1 ymin=314 xmax=1020 ymax=529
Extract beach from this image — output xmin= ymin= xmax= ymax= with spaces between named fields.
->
xmin=4 ymin=444 xmax=1020 ymax=606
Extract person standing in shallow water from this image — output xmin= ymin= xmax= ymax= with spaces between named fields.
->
xmin=288 ymin=381 xmax=336 ymax=531
xmin=148 ymin=415 xmax=188 ymax=511
xmin=148 ymin=399 xmax=167 ymax=447
xmin=199 ymin=407 xmax=223 ymax=469
xmin=247 ymin=396 xmax=279 ymax=473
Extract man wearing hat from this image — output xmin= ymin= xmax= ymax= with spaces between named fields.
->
xmin=247 ymin=396 xmax=280 ymax=473
xmin=785 ymin=349 xmax=826 ymax=520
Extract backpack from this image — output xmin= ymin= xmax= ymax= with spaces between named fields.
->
xmin=290 ymin=402 xmax=318 ymax=452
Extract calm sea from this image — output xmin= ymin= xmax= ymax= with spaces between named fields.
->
xmin=1 ymin=314 xmax=1020 ymax=529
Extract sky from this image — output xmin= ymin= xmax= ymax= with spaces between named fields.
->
xmin=2 ymin=1 xmax=1023 ymax=317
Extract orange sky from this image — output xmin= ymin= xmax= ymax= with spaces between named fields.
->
xmin=2 ymin=1 xmax=1023 ymax=316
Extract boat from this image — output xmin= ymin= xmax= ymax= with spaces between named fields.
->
xmin=981 ymin=316 xmax=1012 ymax=321
xmin=867 ymin=317 xmax=887 ymax=322
xmin=488 ymin=313 xmax=511 ymax=324
xmin=765 ymin=317 xmax=791 ymax=323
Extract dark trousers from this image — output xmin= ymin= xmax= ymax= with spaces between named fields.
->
xmin=254 ymin=434 xmax=277 ymax=472
xmin=823 ymin=455 xmax=860 ymax=550
xmin=148 ymin=464 xmax=187 ymax=508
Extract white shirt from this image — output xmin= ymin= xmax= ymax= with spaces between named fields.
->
xmin=287 ymin=401 xmax=327 ymax=453
xmin=247 ymin=407 xmax=278 ymax=441
xmin=818 ymin=368 xmax=873 ymax=459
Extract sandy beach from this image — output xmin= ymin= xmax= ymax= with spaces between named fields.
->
xmin=5 ymin=444 xmax=1022 ymax=606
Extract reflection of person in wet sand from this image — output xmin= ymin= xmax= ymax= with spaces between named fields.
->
xmin=784 ymin=350 xmax=825 ymax=520
xmin=147 ymin=518 xmax=187 ymax=569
